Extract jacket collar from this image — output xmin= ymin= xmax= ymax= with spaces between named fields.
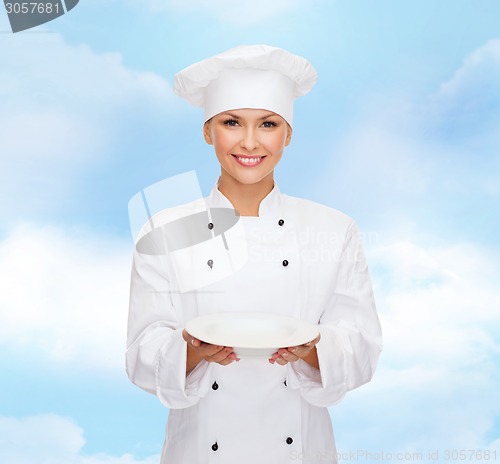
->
xmin=206 ymin=178 xmax=283 ymax=218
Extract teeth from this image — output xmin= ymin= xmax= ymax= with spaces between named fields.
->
xmin=237 ymin=157 xmax=261 ymax=164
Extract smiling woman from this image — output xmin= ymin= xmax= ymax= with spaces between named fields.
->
xmin=203 ymin=108 xmax=291 ymax=216
xmin=125 ymin=44 xmax=383 ymax=464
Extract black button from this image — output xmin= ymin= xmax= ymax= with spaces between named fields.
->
xmin=278 ymin=219 xmax=284 ymax=226
xmin=283 ymin=379 xmax=287 ymax=387
xmin=212 ymin=381 xmax=219 ymax=391
xmin=212 ymin=442 xmax=218 ymax=451
xmin=286 ymin=437 xmax=293 ymax=445
xmin=282 ymin=260 xmax=289 ymax=267
xmin=208 ymin=222 xmax=214 ymax=230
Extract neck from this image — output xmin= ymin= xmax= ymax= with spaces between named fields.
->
xmin=218 ymin=172 xmax=275 ymax=216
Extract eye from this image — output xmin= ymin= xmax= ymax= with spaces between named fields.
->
xmin=262 ymin=120 xmax=277 ymax=128
xmin=223 ymin=119 xmax=239 ymax=127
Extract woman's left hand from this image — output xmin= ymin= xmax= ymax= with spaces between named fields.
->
xmin=268 ymin=333 xmax=321 ymax=366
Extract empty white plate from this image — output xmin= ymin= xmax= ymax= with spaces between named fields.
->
xmin=185 ymin=312 xmax=319 ymax=358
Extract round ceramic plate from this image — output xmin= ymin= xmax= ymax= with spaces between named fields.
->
xmin=185 ymin=312 xmax=319 ymax=358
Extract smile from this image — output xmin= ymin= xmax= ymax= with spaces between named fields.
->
xmin=232 ymin=155 xmax=266 ymax=167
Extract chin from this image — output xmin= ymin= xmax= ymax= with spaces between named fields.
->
xmin=235 ymin=173 xmax=269 ymax=185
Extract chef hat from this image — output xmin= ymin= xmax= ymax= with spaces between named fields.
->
xmin=173 ymin=44 xmax=318 ymax=127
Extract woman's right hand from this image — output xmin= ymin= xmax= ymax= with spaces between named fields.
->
xmin=182 ymin=329 xmax=240 ymax=369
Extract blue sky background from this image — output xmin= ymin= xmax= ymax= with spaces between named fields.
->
xmin=1 ymin=1 xmax=499 ymax=462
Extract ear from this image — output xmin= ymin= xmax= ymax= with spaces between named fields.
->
xmin=284 ymin=124 xmax=292 ymax=147
xmin=203 ymin=121 xmax=213 ymax=145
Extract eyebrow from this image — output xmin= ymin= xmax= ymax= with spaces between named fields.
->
xmin=221 ymin=111 xmax=278 ymax=120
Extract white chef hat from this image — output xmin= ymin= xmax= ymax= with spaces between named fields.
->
xmin=173 ymin=44 xmax=318 ymax=127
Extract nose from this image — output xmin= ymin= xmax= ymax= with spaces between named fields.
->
xmin=239 ymin=127 xmax=259 ymax=151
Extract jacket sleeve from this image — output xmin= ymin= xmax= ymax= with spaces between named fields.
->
xmin=286 ymin=220 xmax=383 ymax=407
xmin=125 ymin=249 xmax=214 ymax=409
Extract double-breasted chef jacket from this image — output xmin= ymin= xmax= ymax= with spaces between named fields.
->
xmin=126 ymin=181 xmax=383 ymax=464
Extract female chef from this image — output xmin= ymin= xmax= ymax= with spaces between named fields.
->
xmin=126 ymin=45 xmax=383 ymax=464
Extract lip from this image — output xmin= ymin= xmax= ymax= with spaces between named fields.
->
xmin=231 ymin=154 xmax=266 ymax=167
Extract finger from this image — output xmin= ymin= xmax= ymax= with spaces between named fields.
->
xmin=270 ymin=349 xmax=294 ymax=364
xmin=281 ymin=350 xmax=299 ymax=363
xmin=183 ymin=329 xmax=202 ymax=348
xmin=279 ymin=348 xmax=295 ymax=358
xmin=217 ymin=351 xmax=240 ymax=365
xmin=218 ymin=352 xmax=240 ymax=366
xmin=288 ymin=345 xmax=308 ymax=358
xmin=275 ymin=355 xmax=288 ymax=366
xmin=269 ymin=357 xmax=280 ymax=365
xmin=276 ymin=350 xmax=290 ymax=365
xmin=205 ymin=346 xmax=234 ymax=363
xmin=218 ymin=358 xmax=234 ymax=366
xmin=198 ymin=343 xmax=225 ymax=358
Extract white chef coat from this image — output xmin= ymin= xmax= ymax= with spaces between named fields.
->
xmin=126 ymin=182 xmax=382 ymax=464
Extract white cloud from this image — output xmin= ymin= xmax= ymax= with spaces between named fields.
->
xmin=331 ymin=120 xmax=434 ymax=195
xmin=487 ymin=438 xmax=500 ymax=454
xmin=314 ymin=110 xmax=440 ymax=227
xmin=129 ymin=0 xmax=322 ymax=25
xmin=331 ymin=239 xmax=500 ymax=455
xmin=431 ymin=39 xmax=500 ymax=121
xmin=80 ymin=456 xmax=159 ymax=464
xmin=0 ymin=32 xmax=170 ymax=159
xmin=0 ymin=29 xmax=174 ymax=224
xmin=0 ymin=414 xmax=159 ymax=464
xmin=316 ymin=38 xmax=500 ymax=229
xmin=420 ymin=39 xmax=500 ymax=166
xmin=370 ymin=240 xmax=500 ymax=372
xmin=0 ymin=224 xmax=131 ymax=369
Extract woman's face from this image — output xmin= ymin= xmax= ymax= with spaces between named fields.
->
xmin=203 ymin=108 xmax=292 ymax=186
